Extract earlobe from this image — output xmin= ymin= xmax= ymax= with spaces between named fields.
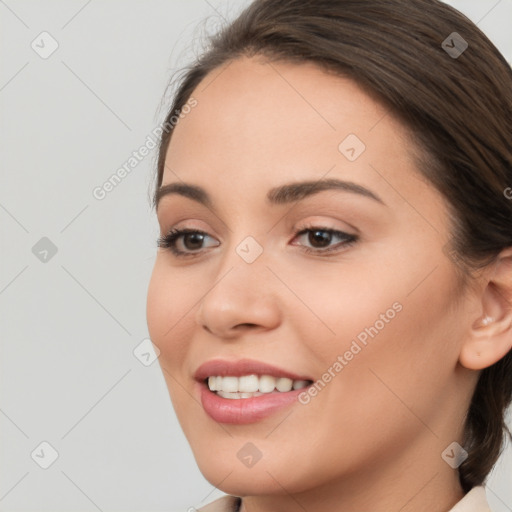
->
xmin=459 ymin=248 xmax=512 ymax=371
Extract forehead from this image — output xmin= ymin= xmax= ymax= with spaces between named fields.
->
xmin=168 ymin=55 xmax=397 ymax=153
xmin=160 ymin=56 xmax=426 ymax=211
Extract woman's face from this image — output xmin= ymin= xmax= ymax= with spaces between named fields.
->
xmin=146 ymin=56 xmax=479 ymax=498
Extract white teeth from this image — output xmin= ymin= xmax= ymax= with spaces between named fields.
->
xmin=292 ymin=380 xmax=309 ymax=390
xmin=276 ymin=377 xmax=293 ymax=392
xmin=222 ymin=376 xmax=238 ymax=393
xmin=207 ymin=374 xmax=311 ymax=394
xmin=259 ymin=375 xmax=276 ymax=393
xmin=239 ymin=375 xmax=259 ymax=392
xmin=217 ymin=391 xmax=264 ymax=399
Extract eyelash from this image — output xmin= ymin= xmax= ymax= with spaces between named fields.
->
xmin=156 ymin=226 xmax=358 ymax=258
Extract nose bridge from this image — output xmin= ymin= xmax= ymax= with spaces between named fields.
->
xmin=211 ymin=232 xmax=272 ymax=300
xmin=194 ymin=230 xmax=282 ymax=335
xmin=211 ymin=210 xmax=268 ymax=274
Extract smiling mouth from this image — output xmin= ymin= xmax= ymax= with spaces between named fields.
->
xmin=205 ymin=374 xmax=313 ymax=399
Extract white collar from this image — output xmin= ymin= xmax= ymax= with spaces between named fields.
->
xmin=198 ymin=486 xmax=490 ymax=512
xmin=448 ymin=486 xmax=491 ymax=512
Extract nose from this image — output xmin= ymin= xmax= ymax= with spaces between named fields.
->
xmin=194 ymin=247 xmax=282 ymax=339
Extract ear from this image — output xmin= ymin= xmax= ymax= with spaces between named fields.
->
xmin=459 ymin=247 xmax=512 ymax=370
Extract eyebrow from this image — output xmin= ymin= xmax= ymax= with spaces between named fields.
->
xmin=154 ymin=178 xmax=385 ymax=211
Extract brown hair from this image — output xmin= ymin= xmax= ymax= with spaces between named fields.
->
xmin=153 ymin=0 xmax=512 ymax=493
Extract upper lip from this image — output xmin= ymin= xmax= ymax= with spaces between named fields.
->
xmin=194 ymin=358 xmax=313 ymax=382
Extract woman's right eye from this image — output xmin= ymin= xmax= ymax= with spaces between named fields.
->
xmin=156 ymin=228 xmax=220 ymax=257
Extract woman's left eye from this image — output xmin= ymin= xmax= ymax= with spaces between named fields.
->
xmin=291 ymin=227 xmax=358 ymax=254
xmin=156 ymin=226 xmax=357 ymax=258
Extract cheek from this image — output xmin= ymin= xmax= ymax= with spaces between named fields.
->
xmin=281 ymin=255 xmax=461 ymax=433
xmin=146 ymin=261 xmax=202 ymax=433
xmin=144 ymin=258 xmax=213 ymax=438
xmin=146 ymin=260 xmax=169 ymax=337
xmin=146 ymin=260 xmax=200 ymax=373
xmin=277 ymin=258 xmax=404 ymax=362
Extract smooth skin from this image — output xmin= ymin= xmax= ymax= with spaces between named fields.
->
xmin=146 ymin=56 xmax=512 ymax=512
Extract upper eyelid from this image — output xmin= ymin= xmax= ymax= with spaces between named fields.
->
xmin=156 ymin=198 xmax=367 ymax=226
xmin=165 ymin=224 xmax=353 ymax=237
xmin=159 ymin=213 xmax=357 ymax=232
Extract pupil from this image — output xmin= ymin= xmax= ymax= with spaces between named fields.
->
xmin=184 ymin=233 xmax=204 ymax=250
xmin=309 ymin=230 xmax=331 ymax=247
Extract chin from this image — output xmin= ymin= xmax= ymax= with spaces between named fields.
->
xmin=190 ymin=436 xmax=331 ymax=498
xmin=197 ymin=458 xmax=301 ymax=496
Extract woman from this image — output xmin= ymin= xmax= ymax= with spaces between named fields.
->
xmin=146 ymin=0 xmax=512 ymax=510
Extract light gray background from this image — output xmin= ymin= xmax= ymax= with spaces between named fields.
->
xmin=1 ymin=1 xmax=511 ymax=511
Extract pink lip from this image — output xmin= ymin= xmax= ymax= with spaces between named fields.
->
xmin=194 ymin=358 xmax=313 ymax=424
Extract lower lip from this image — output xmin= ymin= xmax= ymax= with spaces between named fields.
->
xmin=198 ymin=381 xmax=309 ymax=424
